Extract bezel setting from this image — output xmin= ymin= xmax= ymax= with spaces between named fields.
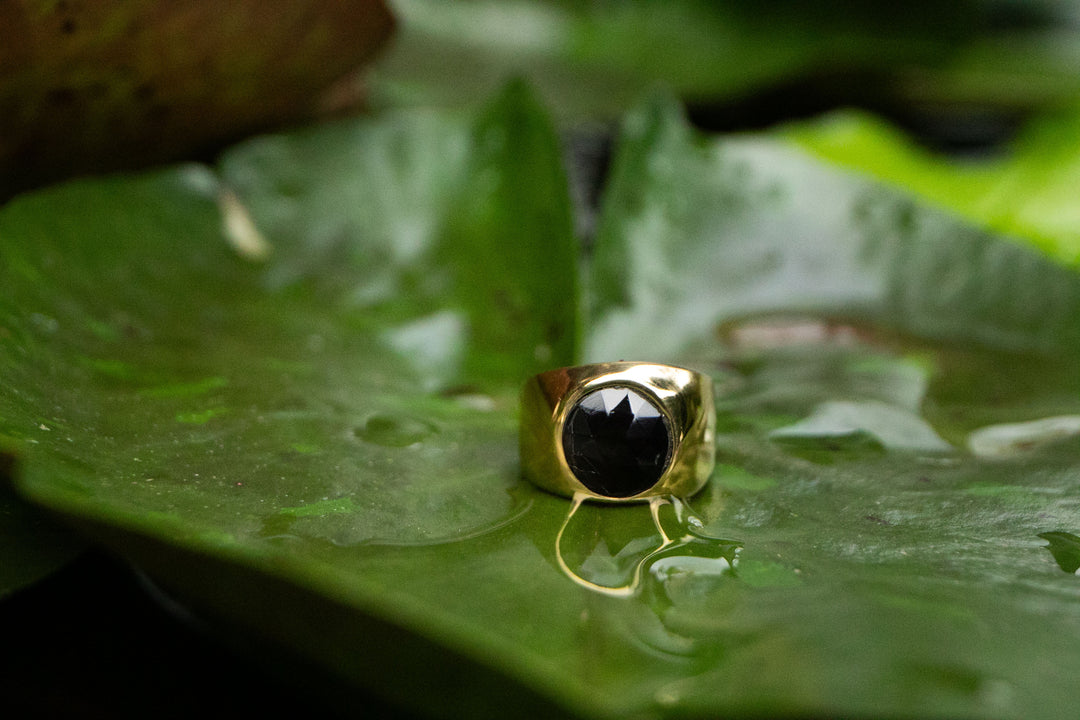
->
xmin=520 ymin=362 xmax=715 ymax=502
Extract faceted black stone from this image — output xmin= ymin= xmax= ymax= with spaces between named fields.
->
xmin=561 ymin=386 xmax=672 ymax=498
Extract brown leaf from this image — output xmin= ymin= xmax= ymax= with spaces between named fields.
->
xmin=0 ymin=0 xmax=394 ymax=197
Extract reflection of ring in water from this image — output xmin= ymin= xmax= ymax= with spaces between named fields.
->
xmin=555 ymin=493 xmax=740 ymax=597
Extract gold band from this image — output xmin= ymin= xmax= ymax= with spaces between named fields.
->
xmin=519 ymin=362 xmax=715 ymax=502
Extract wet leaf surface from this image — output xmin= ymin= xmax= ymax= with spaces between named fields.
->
xmin=0 ymin=83 xmax=576 ymax=589
xmin=582 ymin=97 xmax=1080 ymax=719
xmin=4 ymin=84 xmax=1080 ymax=719
xmin=790 ymin=104 xmax=1080 ymax=264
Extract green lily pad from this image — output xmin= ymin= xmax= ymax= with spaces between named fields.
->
xmin=581 ymin=95 xmax=1080 ymax=718
xmin=587 ymin=94 xmax=1080 ymax=362
xmin=2 ymin=81 xmax=576 ymax=551
xmin=789 ymin=104 xmax=1080 ymax=265
xmin=5 ymin=84 xmax=1080 ymax=720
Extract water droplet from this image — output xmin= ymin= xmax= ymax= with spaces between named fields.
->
xmin=354 ymin=414 xmax=436 ymax=448
xmin=453 ymin=393 xmax=496 ymax=412
xmin=769 ymin=400 xmax=951 ymax=454
xmin=969 ymin=416 xmax=1080 ymax=459
xmin=654 ymin=685 xmax=682 ymax=707
xmin=383 ymin=311 xmax=466 ymax=392
xmin=30 ymin=313 xmax=58 ymax=334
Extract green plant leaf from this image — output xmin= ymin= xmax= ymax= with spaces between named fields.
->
xmin=789 ymin=104 xmax=1080 ymax=265
xmin=581 ymin=94 xmax=1080 ymax=719
xmin=587 ymin=94 xmax=1080 ymax=363
xmin=5 ymin=84 xmax=1080 ymax=720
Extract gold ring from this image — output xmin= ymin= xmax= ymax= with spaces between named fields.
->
xmin=519 ymin=362 xmax=715 ymax=502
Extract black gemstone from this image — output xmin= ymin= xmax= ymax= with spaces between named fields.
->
xmin=561 ymin=386 xmax=672 ymax=498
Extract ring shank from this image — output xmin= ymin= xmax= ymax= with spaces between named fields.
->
xmin=520 ymin=362 xmax=715 ymax=502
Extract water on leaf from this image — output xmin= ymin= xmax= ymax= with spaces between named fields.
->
xmin=354 ymin=414 xmax=436 ymax=448
xmin=968 ymin=416 xmax=1080 ymax=459
xmin=556 ymin=493 xmax=741 ymax=598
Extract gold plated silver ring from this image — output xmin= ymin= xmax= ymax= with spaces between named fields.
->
xmin=520 ymin=362 xmax=715 ymax=502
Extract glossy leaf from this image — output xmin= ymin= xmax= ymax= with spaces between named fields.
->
xmin=5 ymin=85 xmax=1080 ymax=720
xmin=0 ymin=83 xmax=576 ymax=605
xmin=789 ymin=105 xmax=1080 ymax=265
xmin=582 ymin=95 xmax=1080 ymax=719
xmin=587 ymin=95 xmax=1080 ymax=362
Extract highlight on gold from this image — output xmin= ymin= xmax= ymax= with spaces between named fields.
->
xmin=519 ymin=362 xmax=715 ymax=503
